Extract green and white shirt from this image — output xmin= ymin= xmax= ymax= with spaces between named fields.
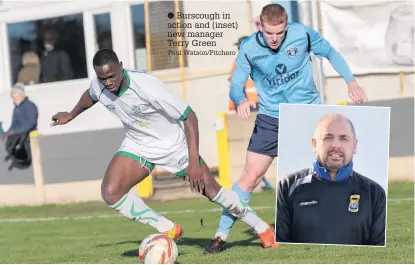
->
xmin=89 ymin=69 xmax=191 ymax=158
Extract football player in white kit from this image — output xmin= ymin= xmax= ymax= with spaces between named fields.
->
xmin=51 ymin=49 xmax=279 ymax=250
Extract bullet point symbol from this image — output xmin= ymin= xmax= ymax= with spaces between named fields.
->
xmin=168 ymin=12 xmax=174 ymax=19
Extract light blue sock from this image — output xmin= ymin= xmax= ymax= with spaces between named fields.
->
xmin=262 ymin=177 xmax=273 ymax=189
xmin=216 ymin=183 xmax=252 ymax=239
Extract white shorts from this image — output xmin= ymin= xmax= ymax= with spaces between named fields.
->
xmin=116 ymin=138 xmax=204 ymax=177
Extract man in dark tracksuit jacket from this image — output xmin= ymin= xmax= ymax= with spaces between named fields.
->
xmin=275 ymin=113 xmax=386 ymax=246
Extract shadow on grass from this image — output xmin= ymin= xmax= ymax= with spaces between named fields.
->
xmin=97 ymin=225 xmax=273 ymax=259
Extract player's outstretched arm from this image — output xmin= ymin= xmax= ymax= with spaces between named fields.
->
xmin=51 ymin=89 xmax=97 ymax=126
xmin=304 ymin=25 xmax=368 ymax=104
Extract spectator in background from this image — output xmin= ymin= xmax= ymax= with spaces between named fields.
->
xmin=18 ymin=50 xmax=41 ymax=85
xmin=2 ymin=83 xmax=38 ymax=139
xmin=2 ymin=83 xmax=38 ymax=170
xmin=39 ymin=29 xmax=73 ymax=83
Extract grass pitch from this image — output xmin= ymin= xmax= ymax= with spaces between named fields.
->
xmin=0 ymin=182 xmax=413 ymax=263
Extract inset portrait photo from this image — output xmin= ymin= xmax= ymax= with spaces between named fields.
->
xmin=275 ymin=103 xmax=390 ymax=247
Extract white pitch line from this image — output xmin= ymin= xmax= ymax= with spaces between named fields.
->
xmin=0 ymin=206 xmax=273 ymax=223
xmin=0 ymin=198 xmax=412 ymax=223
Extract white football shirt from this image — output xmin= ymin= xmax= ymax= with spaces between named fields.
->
xmin=89 ymin=69 xmax=191 ymax=159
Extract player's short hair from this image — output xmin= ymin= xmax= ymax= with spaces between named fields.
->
xmin=93 ymin=49 xmax=119 ymax=67
xmin=260 ymin=4 xmax=288 ymax=26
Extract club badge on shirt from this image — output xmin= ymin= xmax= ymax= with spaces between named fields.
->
xmin=348 ymin=194 xmax=360 ymax=212
xmin=287 ymin=47 xmax=298 ymax=58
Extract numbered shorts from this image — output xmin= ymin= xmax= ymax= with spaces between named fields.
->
xmin=116 ymin=139 xmax=204 ymax=177
xmin=247 ymin=114 xmax=279 ymax=157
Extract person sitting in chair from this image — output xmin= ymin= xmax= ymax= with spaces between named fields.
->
xmin=2 ymin=83 xmax=38 ymax=170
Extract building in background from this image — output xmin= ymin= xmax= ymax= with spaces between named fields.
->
xmin=0 ymin=0 xmax=412 ymax=205
xmin=0 ymin=0 xmax=298 ymax=166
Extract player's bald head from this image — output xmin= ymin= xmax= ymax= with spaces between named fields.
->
xmin=314 ymin=114 xmax=356 ymax=139
xmin=312 ymin=114 xmax=358 ymax=172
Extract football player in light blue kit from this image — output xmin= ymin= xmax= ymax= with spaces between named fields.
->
xmin=204 ymin=3 xmax=368 ymax=254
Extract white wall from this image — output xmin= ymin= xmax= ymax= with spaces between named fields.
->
xmin=2 ymin=0 xmax=410 ymax=169
xmin=0 ymin=0 xmax=253 ymax=130
xmin=325 ymin=73 xmax=414 ymax=104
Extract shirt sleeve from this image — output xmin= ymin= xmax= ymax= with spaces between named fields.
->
xmin=229 ymin=43 xmax=252 ymax=105
xmin=140 ymin=75 xmax=191 ymax=121
xmin=88 ymin=79 xmax=99 ymax=102
xmin=275 ymin=177 xmax=293 ymax=242
xmin=303 ymin=24 xmax=355 ymax=84
xmin=369 ymin=185 xmax=387 ymax=246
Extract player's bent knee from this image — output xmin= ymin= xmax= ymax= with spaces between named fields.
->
xmin=238 ymin=177 xmax=258 ymax=191
xmin=203 ymin=179 xmax=221 ymax=200
xmin=242 ymin=165 xmax=264 ymax=179
xmin=200 ymin=162 xmax=221 ymax=200
xmin=239 ymin=167 xmax=263 ymax=189
xmin=204 ymin=185 xmax=220 ymax=201
xmin=101 ymin=181 xmax=124 ymax=205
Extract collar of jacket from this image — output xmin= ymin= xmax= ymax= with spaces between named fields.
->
xmin=313 ymin=159 xmax=353 ymax=181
